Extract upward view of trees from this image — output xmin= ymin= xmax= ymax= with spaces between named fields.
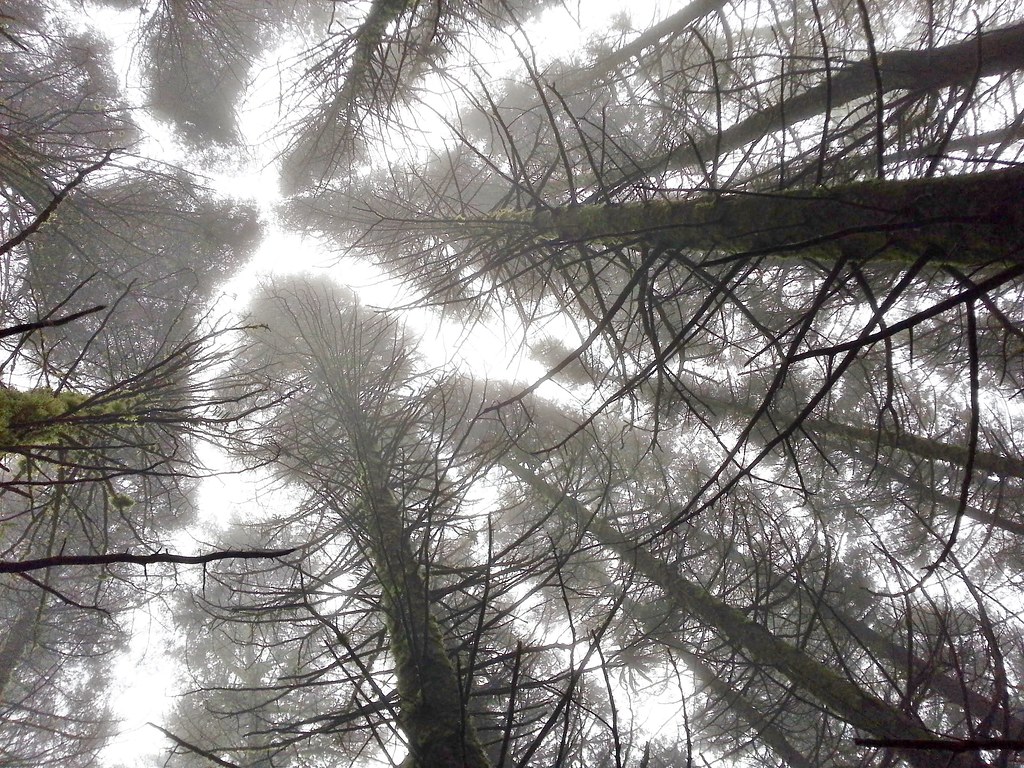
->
xmin=2 ymin=1 xmax=1024 ymax=767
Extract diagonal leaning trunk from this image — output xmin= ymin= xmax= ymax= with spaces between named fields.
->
xmin=622 ymin=593 xmax=816 ymax=768
xmin=692 ymin=391 xmax=1024 ymax=482
xmin=564 ymin=0 xmax=729 ymax=87
xmin=504 ymin=456 xmax=983 ymax=768
xmin=680 ymin=493 xmax=1024 ymax=739
xmin=606 ymin=21 xmax=1024 ymax=194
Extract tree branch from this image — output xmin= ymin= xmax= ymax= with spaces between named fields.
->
xmin=148 ymin=722 xmax=244 ymax=768
xmin=17 ymin=572 xmax=111 ymax=615
xmin=0 ymin=304 xmax=107 ymax=339
xmin=855 ymin=738 xmax=1024 ymax=752
xmin=0 ymin=149 xmax=117 ymax=258
xmin=0 ymin=547 xmax=298 ymax=574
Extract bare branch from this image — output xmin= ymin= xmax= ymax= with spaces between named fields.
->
xmin=0 ymin=149 xmax=117 ymax=258
xmin=0 ymin=548 xmax=298 ymax=574
xmin=148 ymin=722 xmax=244 ymax=768
xmin=0 ymin=305 xmax=107 ymax=340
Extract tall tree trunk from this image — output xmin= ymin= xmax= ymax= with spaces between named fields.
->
xmin=566 ymin=0 xmax=729 ymax=85
xmin=505 ymin=458 xmax=982 ymax=768
xmin=0 ymin=600 xmax=38 ymax=702
xmin=456 ymin=168 xmax=1024 ymax=268
xmin=354 ymin=437 xmax=491 ymax=768
xmin=629 ymin=598 xmax=816 ymax=768
xmin=680 ymin=647 xmax=815 ymax=768
xmin=609 ymin=21 xmax=1024 ymax=193
xmin=845 ymin=443 xmax=1024 ymax=536
xmin=801 ymin=414 xmax=1024 ymax=480
xmin=677 ymin=497 xmax=1024 ymax=738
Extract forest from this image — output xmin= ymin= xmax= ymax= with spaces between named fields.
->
xmin=1 ymin=1 xmax=1023 ymax=767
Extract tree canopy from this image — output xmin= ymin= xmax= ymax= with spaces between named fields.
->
xmin=2 ymin=2 xmax=1024 ymax=768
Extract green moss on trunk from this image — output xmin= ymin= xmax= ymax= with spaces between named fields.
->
xmin=355 ymin=444 xmax=490 ymax=768
xmin=0 ymin=386 xmax=139 ymax=449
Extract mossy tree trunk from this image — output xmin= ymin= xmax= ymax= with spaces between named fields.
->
xmin=239 ymin=278 xmax=492 ymax=768
xmin=352 ymin=430 xmax=490 ymax=768
xmin=450 ymin=168 xmax=1024 ymax=269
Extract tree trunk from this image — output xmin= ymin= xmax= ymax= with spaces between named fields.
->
xmin=637 ymin=613 xmax=816 ymax=768
xmin=845 ymin=443 xmax=1024 ymax=536
xmin=0 ymin=601 xmax=38 ymax=702
xmin=567 ymin=0 xmax=729 ymax=85
xmin=683 ymin=649 xmax=815 ymax=768
xmin=803 ymin=415 xmax=1024 ymax=480
xmin=355 ymin=439 xmax=491 ymax=768
xmin=612 ymin=21 xmax=1024 ymax=191
xmin=694 ymin=392 xmax=1024 ymax=481
xmin=464 ymin=167 xmax=1024 ymax=268
xmin=505 ymin=458 xmax=982 ymax=768
xmin=678 ymin=501 xmax=1024 ymax=738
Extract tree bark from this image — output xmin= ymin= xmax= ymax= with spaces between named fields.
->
xmin=612 ymin=21 xmax=1024 ymax=191
xmin=354 ymin=439 xmax=491 ymax=768
xmin=465 ymin=167 xmax=1024 ymax=268
xmin=505 ymin=458 xmax=982 ymax=768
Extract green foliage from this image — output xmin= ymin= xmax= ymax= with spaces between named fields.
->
xmin=0 ymin=386 xmax=82 ymax=445
xmin=0 ymin=385 xmax=139 ymax=448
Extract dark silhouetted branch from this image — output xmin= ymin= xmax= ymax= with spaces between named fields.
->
xmin=148 ymin=722 xmax=244 ymax=768
xmin=0 ymin=305 xmax=107 ymax=339
xmin=856 ymin=738 xmax=1024 ymax=752
xmin=0 ymin=547 xmax=298 ymax=574
xmin=0 ymin=149 xmax=117 ymax=258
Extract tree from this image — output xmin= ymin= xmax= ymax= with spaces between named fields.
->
xmin=468 ymin=379 xmax=1005 ymax=763
xmin=186 ymin=2 xmax=1024 ymax=766
xmin=0 ymin=6 xmax=282 ymax=765
xmin=206 ymin=277 xmax=493 ymax=768
xmin=8 ymin=2 xmax=1024 ymax=768
xmin=603 ymin=19 xmax=1024 ymax=196
xmin=168 ymin=278 xmax=694 ymax=768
